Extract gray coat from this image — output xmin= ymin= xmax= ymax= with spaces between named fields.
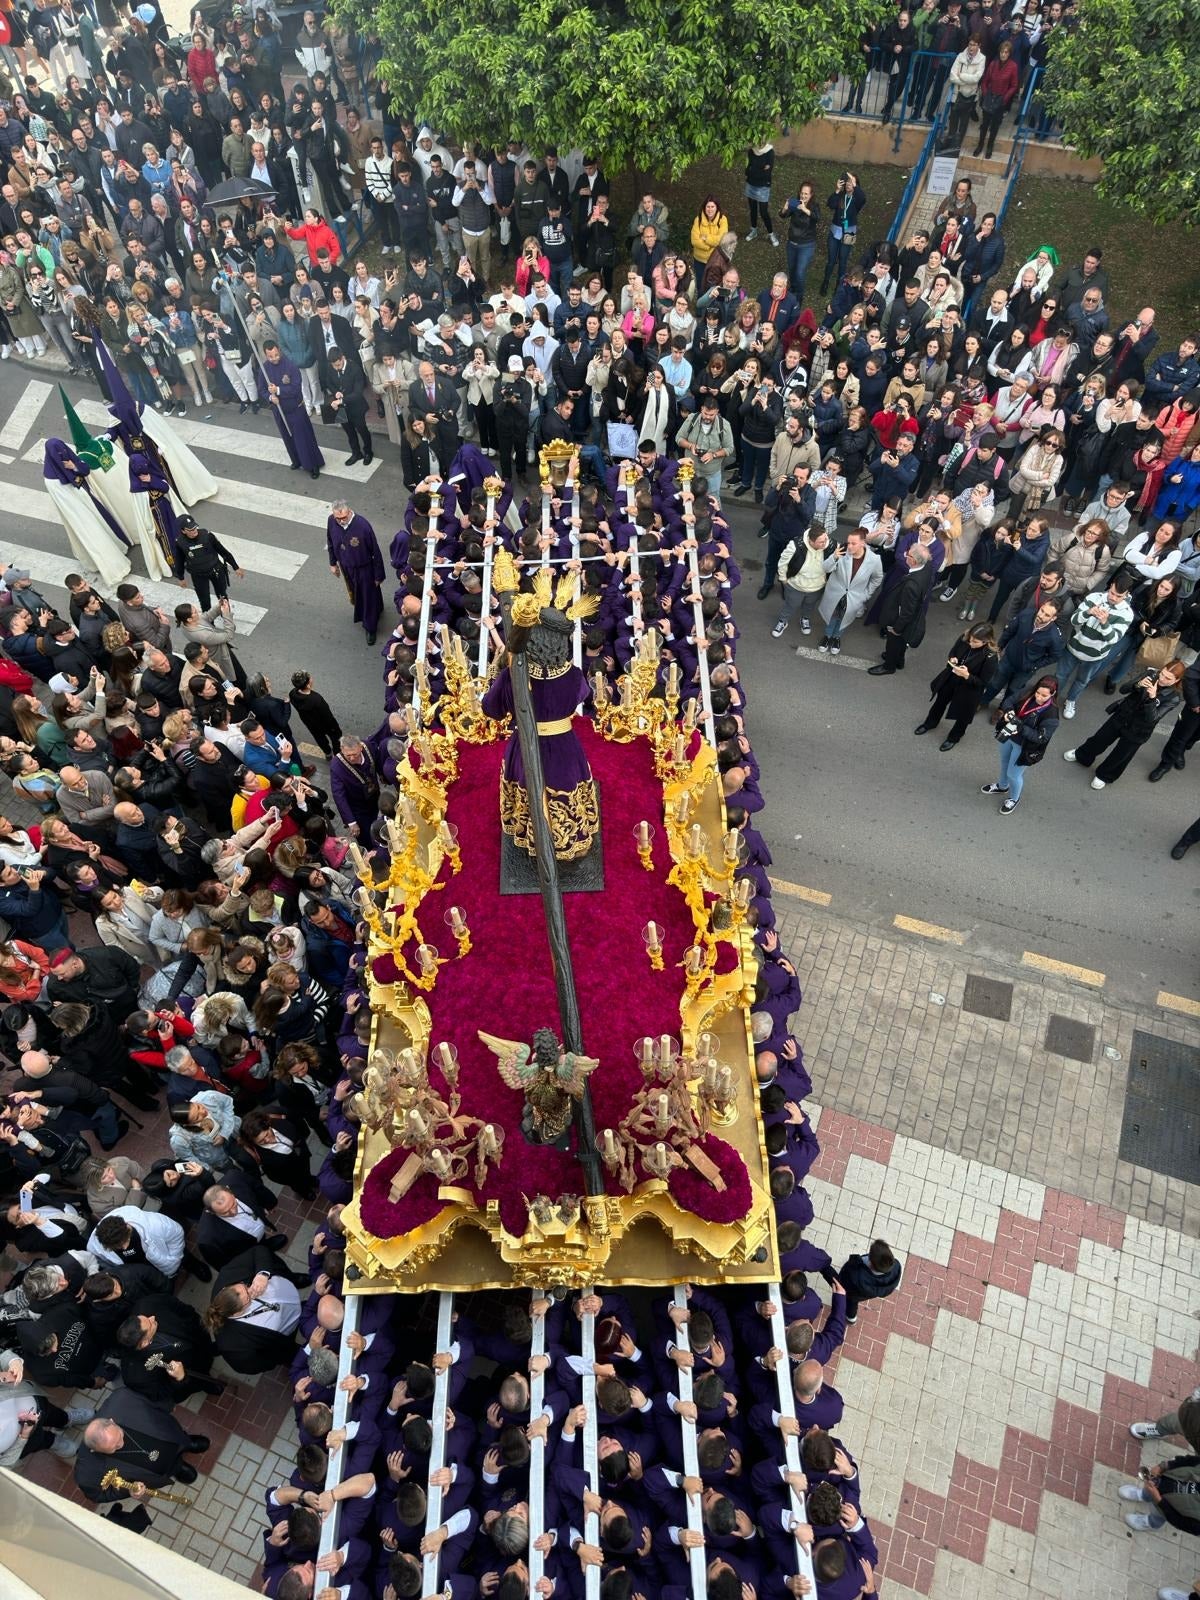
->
xmin=818 ymin=546 xmax=884 ymax=628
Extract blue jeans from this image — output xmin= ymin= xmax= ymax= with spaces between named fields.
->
xmin=549 ymin=260 xmax=575 ymax=301
xmin=998 ymin=737 xmax=1026 ymax=801
xmin=578 ymin=443 xmax=606 ymax=480
xmin=1059 ymin=652 xmax=1107 ymax=704
xmin=786 ymin=240 xmax=816 ymax=300
xmin=128 ymin=364 xmax=159 ymax=408
xmin=92 ymin=1099 xmax=121 ymax=1145
xmin=1122 ymin=1486 xmax=1165 ymax=1527
xmin=821 ymin=231 xmax=854 ymax=291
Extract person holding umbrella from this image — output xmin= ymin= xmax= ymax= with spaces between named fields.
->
xmin=261 ymin=337 xmax=324 ymax=480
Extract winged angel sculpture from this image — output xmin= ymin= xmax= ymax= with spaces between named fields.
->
xmin=478 ymin=1027 xmax=599 ymax=1147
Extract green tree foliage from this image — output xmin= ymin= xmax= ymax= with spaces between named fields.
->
xmin=1044 ymin=0 xmax=1200 ymax=226
xmin=332 ymin=0 xmax=891 ymax=176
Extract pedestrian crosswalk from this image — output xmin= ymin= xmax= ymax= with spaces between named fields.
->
xmin=0 ymin=376 xmax=370 ymax=640
xmin=73 ymin=400 xmax=382 ymax=485
xmin=14 ymin=540 xmax=269 ymax=635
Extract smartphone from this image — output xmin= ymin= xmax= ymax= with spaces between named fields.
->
xmin=18 ymin=1186 xmax=34 ymax=1212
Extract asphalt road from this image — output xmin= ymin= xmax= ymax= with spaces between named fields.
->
xmin=2 ymin=355 xmax=1196 ymax=1004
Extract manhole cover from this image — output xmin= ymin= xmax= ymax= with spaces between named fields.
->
xmin=961 ymin=974 xmax=1013 ymax=1021
xmin=1118 ymin=1031 xmax=1200 ymax=1184
xmin=1045 ymin=1015 xmax=1096 ymax=1063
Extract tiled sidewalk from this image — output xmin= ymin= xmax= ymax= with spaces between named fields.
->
xmin=809 ymin=1102 xmax=1200 ymax=1600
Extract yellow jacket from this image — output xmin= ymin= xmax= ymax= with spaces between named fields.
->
xmin=690 ymin=211 xmax=729 ymax=264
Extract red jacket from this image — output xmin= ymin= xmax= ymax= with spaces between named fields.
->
xmin=286 ymin=220 xmax=342 ymax=266
xmin=0 ymin=658 xmax=33 ymax=694
xmin=980 ymin=56 xmax=1019 ymax=108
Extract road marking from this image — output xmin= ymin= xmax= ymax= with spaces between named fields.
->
xmin=790 ymin=645 xmax=872 ymax=672
xmin=0 ymin=451 xmax=13 ymax=465
xmin=772 ymin=878 xmax=833 ymax=906
xmin=15 ymin=542 xmax=267 ymax=635
xmin=1021 ymin=950 xmax=1106 ymax=988
xmin=4 ymin=483 xmax=306 ymax=585
xmin=1156 ymin=990 xmax=1200 ymax=1019
xmin=893 ymin=914 xmax=967 ymax=945
xmin=0 ymin=379 xmax=52 ymax=451
xmin=74 ymin=399 xmax=382 ymax=483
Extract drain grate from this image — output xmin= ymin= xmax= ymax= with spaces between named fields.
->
xmin=1118 ymin=1031 xmax=1200 ymax=1184
xmin=961 ymin=974 xmax=1014 ymax=1021
xmin=1044 ymin=1015 xmax=1096 ymax=1063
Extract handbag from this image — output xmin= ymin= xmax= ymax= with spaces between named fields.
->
xmin=981 ymin=91 xmax=1005 ymax=115
xmin=1136 ymin=632 xmax=1181 ymax=671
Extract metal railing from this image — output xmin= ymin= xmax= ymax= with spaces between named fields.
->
xmin=420 ymin=1292 xmax=457 ymax=1595
xmin=314 ymin=1292 xmax=362 ymax=1595
xmin=887 ymin=93 xmax=954 ymax=244
xmin=580 ymin=1293 xmax=601 ymax=1600
xmin=670 ymin=1286 xmax=708 ymax=1599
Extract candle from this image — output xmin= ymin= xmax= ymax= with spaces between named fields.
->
xmin=654 ymin=1140 xmax=668 ymax=1168
xmin=592 ymin=672 xmax=610 ymax=709
xmin=682 ymin=698 xmax=698 ymax=733
xmin=636 ymin=820 xmax=650 ymax=850
xmin=659 ymin=1035 xmax=672 ymax=1068
xmin=399 ymin=1048 xmax=419 ymax=1074
xmin=438 ymin=821 xmax=457 ymax=850
xmin=406 ymin=1107 xmax=429 ymax=1140
xmin=723 ymin=830 xmax=740 ymax=864
xmin=688 ymin=824 xmax=704 ymax=859
xmin=427 ymin=844 xmax=440 ymax=878
xmin=674 ymin=793 xmax=690 ymax=826
xmin=347 ymin=840 xmax=369 ymax=878
xmin=417 ymin=943 xmax=438 ymax=976
xmin=602 ymin=1128 xmax=618 ymax=1162
xmin=401 ymin=795 xmax=419 ymax=830
xmin=620 ymin=677 xmax=634 ymax=710
xmin=673 ymin=733 xmax=688 ymax=765
xmin=449 ymin=906 xmax=466 ymax=936
xmin=438 ymin=1041 xmax=455 ymax=1073
xmin=429 ymin=1148 xmax=450 ymax=1179
xmin=655 ymin=1092 xmax=670 ymax=1132
xmin=481 ymin=1124 xmax=499 ymax=1159
xmin=640 ymin=1036 xmax=655 ymax=1067
xmin=685 ymin=945 xmax=704 ymax=976
xmin=733 ymin=877 xmax=753 ymax=910
xmin=643 ymin=921 xmax=661 ymax=953
xmin=385 ymin=816 xmax=404 ymax=854
xmin=439 ymin=623 xmax=452 ymax=656
xmin=667 ymin=663 xmax=680 ymax=698
xmin=703 ymin=1060 xmax=719 ymax=1094
xmin=717 ymin=1067 xmax=732 ymax=1097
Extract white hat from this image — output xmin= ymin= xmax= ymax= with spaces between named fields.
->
xmin=507 ymin=355 xmax=523 ymax=373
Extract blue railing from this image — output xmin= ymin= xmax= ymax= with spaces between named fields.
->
xmin=998 ymin=67 xmax=1043 ymax=229
xmin=827 ymin=49 xmax=956 ymax=152
xmin=887 ymin=93 xmax=954 ymax=244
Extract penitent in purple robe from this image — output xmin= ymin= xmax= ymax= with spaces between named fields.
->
xmin=326 ymin=512 xmax=384 ymax=636
xmin=481 ymin=661 xmax=598 ymax=860
xmin=263 ymin=355 xmax=325 ymax=475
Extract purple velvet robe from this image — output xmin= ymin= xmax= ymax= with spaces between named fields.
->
xmin=326 ymin=512 xmax=384 ymax=635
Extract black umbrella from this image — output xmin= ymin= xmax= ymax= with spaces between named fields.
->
xmin=203 ymin=177 xmax=276 ymax=208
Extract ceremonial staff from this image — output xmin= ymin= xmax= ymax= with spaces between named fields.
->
xmin=495 ymin=587 xmax=603 ymax=1200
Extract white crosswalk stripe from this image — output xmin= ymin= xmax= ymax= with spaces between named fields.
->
xmin=73 ymin=400 xmax=382 ymax=483
xmin=12 ymin=542 xmax=269 ymax=634
xmin=21 ymin=441 xmax=329 ymax=539
xmin=0 ymin=379 xmax=53 ymax=451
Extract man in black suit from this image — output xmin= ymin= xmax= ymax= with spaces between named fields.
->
xmin=75 ymin=1387 xmax=210 ymax=1512
xmin=306 ymin=302 xmax=359 ymax=383
xmin=406 ymin=357 xmax=461 ymax=471
xmin=207 ymin=1244 xmax=304 ymax=1375
xmin=324 ymin=348 xmax=373 ymax=465
xmin=195 ymin=1175 xmax=287 ymax=1272
xmin=82 ymin=1264 xmax=173 ymax=1342
xmin=116 ymin=1295 xmax=223 ymax=1402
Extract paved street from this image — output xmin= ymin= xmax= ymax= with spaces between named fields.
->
xmin=3 ymin=357 xmax=1196 ymax=1006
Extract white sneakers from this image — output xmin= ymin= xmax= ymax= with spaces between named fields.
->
xmin=1091 ymin=777 xmax=1106 ymax=789
xmin=1158 ymin=1588 xmax=1194 ymax=1600
xmin=1131 ymin=1421 xmax=1166 ymax=1438
xmin=1063 ymin=748 xmax=1077 ymax=762
xmin=1063 ymin=700 xmax=1076 ymax=718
